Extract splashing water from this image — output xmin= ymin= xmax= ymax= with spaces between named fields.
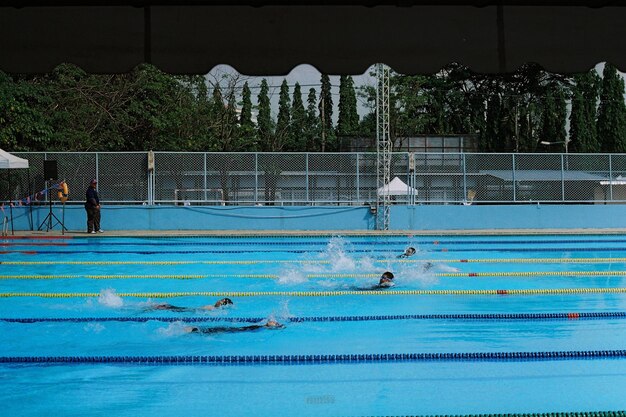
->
xmin=324 ymin=236 xmax=357 ymax=271
xmin=98 ymin=288 xmax=124 ymax=308
xmin=157 ymin=321 xmax=188 ymax=337
xmin=277 ymin=268 xmax=308 ymax=285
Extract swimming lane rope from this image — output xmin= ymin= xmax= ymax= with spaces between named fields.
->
xmin=2 ymin=350 xmax=626 ymax=365
xmin=2 ymin=288 xmax=626 ymax=298
xmin=3 ymin=270 xmax=626 ymax=280
xmin=3 ymin=258 xmax=626 ymax=266
xmin=3 ymin=312 xmax=625 ymax=324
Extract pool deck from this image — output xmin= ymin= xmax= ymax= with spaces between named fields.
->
xmin=5 ymin=228 xmax=626 ymax=238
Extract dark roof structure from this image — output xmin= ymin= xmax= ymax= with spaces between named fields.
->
xmin=1 ymin=1 xmax=625 ymax=74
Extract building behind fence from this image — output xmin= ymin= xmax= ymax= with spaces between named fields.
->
xmin=2 ymin=152 xmax=626 ymax=206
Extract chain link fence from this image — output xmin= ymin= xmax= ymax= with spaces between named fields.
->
xmin=3 ymin=152 xmax=626 ymax=206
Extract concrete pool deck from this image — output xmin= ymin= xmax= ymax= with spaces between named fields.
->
xmin=6 ymin=228 xmax=626 ymax=238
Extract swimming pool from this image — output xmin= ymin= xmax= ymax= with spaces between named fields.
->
xmin=1 ymin=234 xmax=626 ymax=416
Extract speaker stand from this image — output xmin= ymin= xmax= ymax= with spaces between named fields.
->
xmin=38 ymin=181 xmax=67 ymax=232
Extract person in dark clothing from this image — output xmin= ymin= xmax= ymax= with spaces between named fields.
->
xmin=185 ymin=319 xmax=285 ymax=334
xmin=85 ymin=179 xmax=102 ymax=234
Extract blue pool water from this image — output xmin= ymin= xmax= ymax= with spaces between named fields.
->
xmin=1 ymin=234 xmax=626 ymax=416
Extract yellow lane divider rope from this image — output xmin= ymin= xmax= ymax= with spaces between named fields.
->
xmin=4 ymin=257 xmax=626 ymax=266
xmin=1 ymin=288 xmax=626 ymax=298
xmin=2 ymin=270 xmax=626 ymax=280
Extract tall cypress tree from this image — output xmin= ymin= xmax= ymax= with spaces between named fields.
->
xmin=305 ymin=88 xmax=320 ymax=151
xmin=319 ymin=74 xmax=334 ymax=151
xmin=539 ymin=85 xmax=567 ymax=152
xmin=597 ymin=63 xmax=626 ymax=152
xmin=290 ymin=82 xmax=306 ymax=151
xmin=569 ymin=70 xmax=601 ymax=153
xmin=238 ymin=81 xmax=256 ymax=150
xmin=256 ymin=79 xmax=274 ymax=151
xmin=275 ymin=79 xmax=291 ymax=151
xmin=337 ymin=75 xmax=359 ymax=139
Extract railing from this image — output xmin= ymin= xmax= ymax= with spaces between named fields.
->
xmin=2 ymin=152 xmax=625 ymax=206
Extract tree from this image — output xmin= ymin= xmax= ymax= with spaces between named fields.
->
xmin=318 ymin=74 xmax=334 ymax=151
xmin=304 ymin=88 xmax=320 ymax=151
xmin=539 ymin=84 xmax=568 ymax=151
xmin=289 ymin=83 xmax=306 ymax=151
xmin=238 ymin=81 xmax=256 ymax=149
xmin=337 ymin=75 xmax=359 ymax=138
xmin=274 ymin=79 xmax=291 ymax=151
xmin=256 ymin=79 xmax=274 ymax=152
xmin=597 ymin=63 xmax=626 ymax=152
xmin=0 ymin=71 xmax=52 ymax=151
xmin=569 ymin=70 xmax=601 ymax=153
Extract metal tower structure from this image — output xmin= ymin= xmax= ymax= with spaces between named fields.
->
xmin=376 ymin=63 xmax=391 ymax=230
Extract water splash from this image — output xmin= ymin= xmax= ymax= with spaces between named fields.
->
xmin=276 ymin=268 xmax=308 ymax=285
xmin=98 ymin=288 xmax=124 ymax=308
xmin=157 ymin=321 xmax=188 ymax=337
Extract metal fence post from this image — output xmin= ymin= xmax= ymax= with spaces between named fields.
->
xmin=609 ymin=154 xmax=613 ymax=201
xmin=512 ymin=153 xmax=516 ymax=202
xmin=254 ymin=153 xmax=259 ymax=203
xmin=356 ymin=153 xmax=360 ymax=204
xmin=203 ymin=152 xmax=207 ymax=203
xmin=462 ymin=153 xmax=467 ymax=204
xmin=305 ymin=153 xmax=310 ymax=204
xmin=561 ymin=153 xmax=565 ymax=201
xmin=95 ymin=152 xmax=99 ymax=185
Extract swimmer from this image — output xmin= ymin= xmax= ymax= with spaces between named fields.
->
xmin=378 ymin=271 xmax=395 ymax=288
xmin=185 ymin=319 xmax=285 ymax=334
xmin=148 ymin=297 xmax=233 ymax=312
xmin=398 ymin=247 xmax=416 ymax=258
xmin=352 ymin=271 xmax=395 ymax=291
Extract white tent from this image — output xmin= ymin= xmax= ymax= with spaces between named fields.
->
xmin=377 ymin=177 xmax=418 ymax=196
xmin=0 ymin=149 xmax=30 ymax=235
xmin=0 ymin=149 xmax=29 ymax=169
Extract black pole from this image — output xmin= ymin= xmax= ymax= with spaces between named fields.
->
xmin=9 ymin=170 xmax=14 ymax=235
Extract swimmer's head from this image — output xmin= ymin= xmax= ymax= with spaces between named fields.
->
xmin=265 ymin=319 xmax=285 ymax=329
xmin=405 ymin=247 xmax=416 ymax=256
xmin=215 ymin=298 xmax=233 ymax=308
xmin=381 ymin=271 xmax=394 ymax=280
xmin=378 ymin=279 xmax=395 ymax=288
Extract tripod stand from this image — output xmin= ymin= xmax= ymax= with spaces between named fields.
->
xmin=38 ymin=180 xmax=67 ymax=232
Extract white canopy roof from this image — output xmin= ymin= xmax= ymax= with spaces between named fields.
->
xmin=0 ymin=149 xmax=29 ymax=169
xmin=377 ymin=177 xmax=418 ymax=196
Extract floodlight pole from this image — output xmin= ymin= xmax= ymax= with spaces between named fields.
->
xmin=376 ymin=63 xmax=391 ymax=231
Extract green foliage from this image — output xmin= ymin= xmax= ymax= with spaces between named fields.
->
xmin=304 ymin=88 xmax=320 ymax=151
xmin=569 ymin=70 xmax=601 ymax=153
xmin=289 ymin=83 xmax=307 ymax=151
xmin=597 ymin=63 xmax=626 ymax=152
xmin=337 ymin=75 xmax=359 ymax=137
xmin=0 ymin=71 xmax=52 ymax=151
xmin=274 ymin=80 xmax=291 ymax=151
xmin=256 ymin=79 xmax=274 ymax=151
xmin=318 ymin=74 xmax=334 ymax=151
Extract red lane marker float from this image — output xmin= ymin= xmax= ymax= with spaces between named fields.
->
xmin=460 ymin=259 xmax=468 ymax=263
xmin=468 ymin=273 xmax=478 ymax=277
xmin=20 ymin=251 xmax=38 ymax=255
xmin=567 ymin=313 xmax=580 ymax=319
xmin=433 ymin=241 xmax=439 ymax=245
xmin=497 ymin=289 xmax=509 ymax=295
xmin=0 ymin=243 xmax=68 ymax=247
xmin=441 ymin=248 xmax=448 ymax=252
